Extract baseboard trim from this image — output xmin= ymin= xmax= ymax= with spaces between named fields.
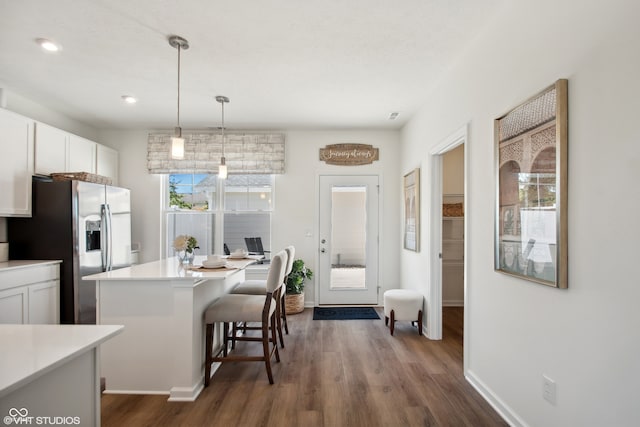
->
xmin=103 ymin=389 xmax=169 ymax=396
xmin=465 ymin=369 xmax=527 ymax=427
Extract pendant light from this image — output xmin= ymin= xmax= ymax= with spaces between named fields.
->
xmin=168 ymin=35 xmax=189 ymax=159
xmin=216 ymin=95 xmax=229 ymax=179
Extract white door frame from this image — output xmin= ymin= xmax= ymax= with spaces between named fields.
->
xmin=428 ymin=124 xmax=468 ymax=346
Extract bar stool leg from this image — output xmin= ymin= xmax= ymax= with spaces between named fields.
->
xmin=204 ymin=323 xmax=213 ymax=387
xmin=262 ymin=314 xmax=275 ymax=384
xmin=274 ymin=289 xmax=285 ymax=348
xmin=223 ymin=322 xmax=229 ymax=356
xmin=281 ymin=293 xmax=289 ymax=334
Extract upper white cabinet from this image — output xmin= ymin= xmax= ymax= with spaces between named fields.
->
xmin=68 ymin=134 xmax=96 ymax=173
xmin=96 ymin=144 xmax=119 ymax=186
xmin=34 ymin=121 xmax=118 ymax=184
xmin=0 ymin=108 xmax=34 ymax=217
xmin=34 ymin=121 xmax=68 ymax=175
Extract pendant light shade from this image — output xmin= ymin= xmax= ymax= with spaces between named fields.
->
xmin=171 ymin=133 xmax=184 ymax=159
xmin=169 ymin=35 xmax=189 ymax=159
xmin=216 ymin=95 xmax=230 ymax=179
xmin=218 ymin=157 xmax=228 ymax=179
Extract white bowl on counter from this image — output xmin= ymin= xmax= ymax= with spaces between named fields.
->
xmin=202 ymin=260 xmax=226 ymax=269
xmin=228 ymin=250 xmax=249 ymax=259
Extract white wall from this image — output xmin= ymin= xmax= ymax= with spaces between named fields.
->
xmin=443 ymin=145 xmax=464 ymax=195
xmin=98 ymin=130 xmax=163 ymax=264
xmin=99 ymin=129 xmax=401 ymax=305
xmin=2 ymin=88 xmax=98 ymax=140
xmin=280 ymin=131 xmax=400 ymax=305
xmin=400 ymin=0 xmax=640 ymax=426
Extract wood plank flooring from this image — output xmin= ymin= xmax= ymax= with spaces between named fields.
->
xmin=101 ymin=307 xmax=506 ymax=426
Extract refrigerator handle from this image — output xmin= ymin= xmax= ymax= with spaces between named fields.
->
xmin=105 ymin=204 xmax=113 ymax=271
xmin=100 ymin=204 xmax=108 ymax=271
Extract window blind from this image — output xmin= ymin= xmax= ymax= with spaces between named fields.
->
xmin=147 ymin=132 xmax=285 ymax=174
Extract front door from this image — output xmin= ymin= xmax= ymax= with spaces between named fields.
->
xmin=318 ymin=175 xmax=379 ymax=305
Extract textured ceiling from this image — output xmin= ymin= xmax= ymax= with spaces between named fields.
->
xmin=0 ymin=0 xmax=504 ymax=130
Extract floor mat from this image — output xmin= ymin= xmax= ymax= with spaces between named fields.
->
xmin=313 ymin=307 xmax=380 ymax=320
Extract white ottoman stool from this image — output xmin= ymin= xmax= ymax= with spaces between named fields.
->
xmin=383 ymin=289 xmax=423 ymax=336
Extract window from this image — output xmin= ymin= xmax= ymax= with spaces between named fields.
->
xmin=165 ymin=174 xmax=273 ymax=258
xmin=225 ymin=175 xmax=272 ymax=211
xmin=169 ymin=173 xmax=216 ymax=210
xmin=224 ymin=212 xmax=271 ymax=255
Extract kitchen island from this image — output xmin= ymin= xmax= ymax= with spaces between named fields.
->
xmin=84 ymin=255 xmax=258 ymax=401
xmin=0 ymin=324 xmax=123 ymax=426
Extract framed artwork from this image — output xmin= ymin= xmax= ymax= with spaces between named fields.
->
xmin=404 ymin=168 xmax=420 ymax=252
xmin=495 ymin=79 xmax=568 ymax=288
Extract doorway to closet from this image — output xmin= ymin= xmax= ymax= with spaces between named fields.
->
xmin=428 ymin=125 xmax=467 ymax=344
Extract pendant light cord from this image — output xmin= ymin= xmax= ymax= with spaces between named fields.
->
xmin=215 ymin=95 xmax=230 ymax=177
xmin=221 ymin=99 xmax=225 ymax=157
xmin=176 ymin=44 xmax=181 ymax=129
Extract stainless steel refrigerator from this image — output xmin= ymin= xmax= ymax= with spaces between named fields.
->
xmin=8 ymin=177 xmax=132 ymax=324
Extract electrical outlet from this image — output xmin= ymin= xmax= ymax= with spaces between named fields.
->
xmin=543 ymin=374 xmax=557 ymax=405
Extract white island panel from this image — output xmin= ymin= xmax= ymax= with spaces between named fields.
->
xmin=86 ymin=256 xmax=255 ymax=401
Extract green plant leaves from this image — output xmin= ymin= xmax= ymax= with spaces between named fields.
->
xmin=286 ymin=259 xmax=313 ymax=295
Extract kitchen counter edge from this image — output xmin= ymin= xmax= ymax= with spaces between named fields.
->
xmin=0 ymin=260 xmax=62 ymax=272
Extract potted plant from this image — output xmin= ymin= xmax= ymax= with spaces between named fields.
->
xmin=285 ymin=259 xmax=313 ymax=314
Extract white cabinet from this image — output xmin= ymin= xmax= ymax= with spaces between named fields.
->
xmin=68 ymin=134 xmax=96 ymax=173
xmin=28 ymin=280 xmax=59 ymax=324
xmin=96 ymin=143 xmax=119 ymax=185
xmin=35 ymin=122 xmax=119 ymax=182
xmin=0 ymin=108 xmax=34 ymax=217
xmin=34 ymin=121 xmax=68 ymax=175
xmin=0 ymin=286 xmax=28 ymax=323
xmin=35 ymin=126 xmax=98 ymax=175
xmin=0 ymin=262 xmax=60 ymax=324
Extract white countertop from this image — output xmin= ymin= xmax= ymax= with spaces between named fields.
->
xmin=83 ymin=255 xmax=259 ymax=281
xmin=0 ymin=260 xmax=62 ymax=272
xmin=0 ymin=324 xmax=123 ymax=398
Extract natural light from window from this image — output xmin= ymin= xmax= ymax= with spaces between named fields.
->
xmin=165 ymin=174 xmax=273 ymax=259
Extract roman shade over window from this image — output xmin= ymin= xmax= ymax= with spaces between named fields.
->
xmin=147 ymin=132 xmax=285 ymax=174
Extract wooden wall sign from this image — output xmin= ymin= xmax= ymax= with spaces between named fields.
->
xmin=319 ymin=144 xmax=379 ymax=166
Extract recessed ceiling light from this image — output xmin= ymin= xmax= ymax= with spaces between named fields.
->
xmin=389 ymin=112 xmax=400 ymax=120
xmin=121 ymin=95 xmax=137 ymax=104
xmin=36 ymin=38 xmax=61 ymax=52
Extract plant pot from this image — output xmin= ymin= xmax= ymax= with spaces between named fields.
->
xmin=285 ymin=293 xmax=305 ymax=314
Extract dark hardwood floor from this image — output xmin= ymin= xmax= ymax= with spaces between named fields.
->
xmin=101 ymin=307 xmax=506 ymax=426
